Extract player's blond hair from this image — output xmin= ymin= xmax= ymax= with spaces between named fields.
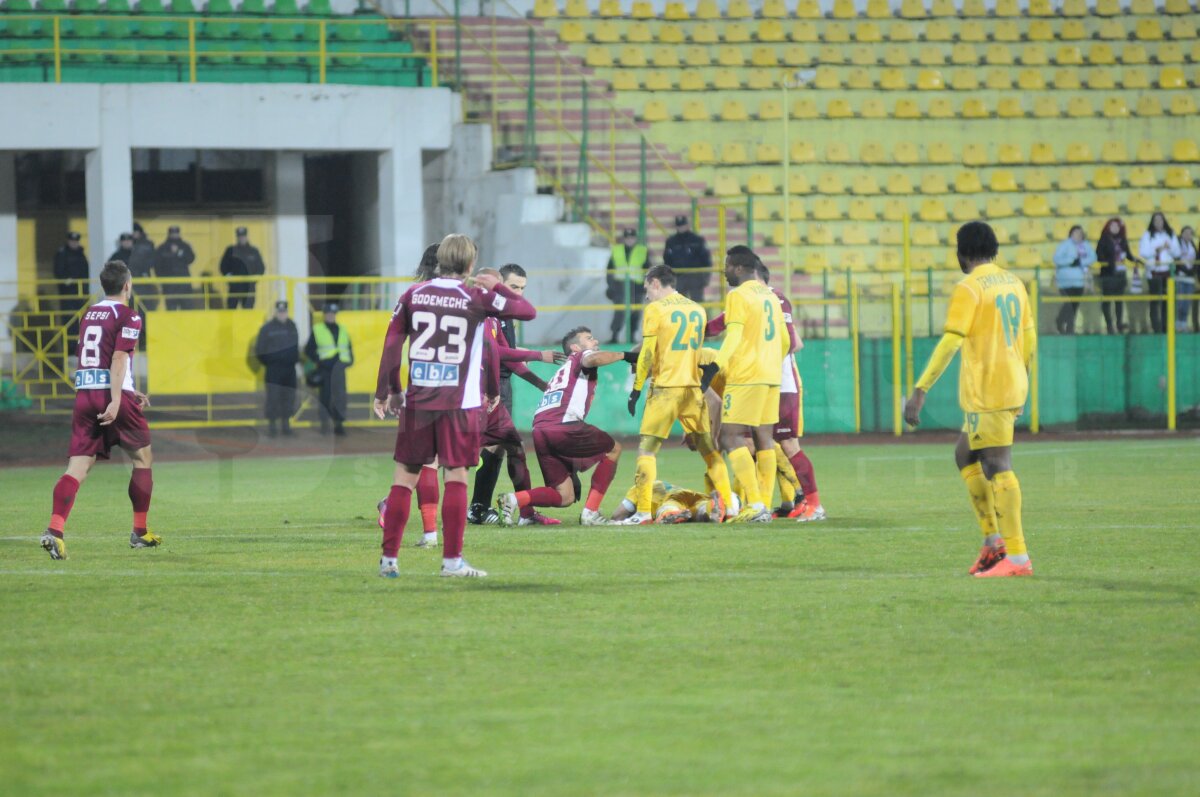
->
xmin=437 ymin=234 xmax=477 ymax=276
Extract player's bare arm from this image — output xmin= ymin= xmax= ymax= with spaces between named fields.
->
xmin=580 ymin=350 xmax=626 ymax=369
xmin=99 ymin=349 xmax=130 ymax=425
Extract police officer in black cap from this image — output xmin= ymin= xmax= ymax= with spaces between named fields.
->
xmin=53 ymin=231 xmax=90 ymax=321
xmin=129 ymin=222 xmax=158 ymax=309
xmin=255 ymin=300 xmax=300 ymax=437
xmin=220 ymin=226 xmax=266 ymax=309
xmin=663 ymin=213 xmax=713 ymax=305
xmin=155 ymin=224 xmax=195 ymax=310
xmin=108 ymin=232 xmax=134 ymax=266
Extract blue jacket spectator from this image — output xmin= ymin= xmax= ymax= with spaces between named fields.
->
xmin=1052 ymin=225 xmax=1095 ymax=334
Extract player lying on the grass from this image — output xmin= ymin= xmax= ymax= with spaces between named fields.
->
xmin=610 ymin=480 xmax=737 ymax=524
xmin=497 ymin=327 xmax=625 ymax=526
xmin=374 ymin=233 xmax=536 ymax=578
xmin=700 ymin=245 xmax=790 ymax=523
xmin=471 ymin=265 xmax=566 ymax=527
xmin=904 ymin=220 xmax=1036 ymax=578
xmin=622 ymin=265 xmax=733 ymax=526
xmin=42 ymin=260 xmax=161 ymax=560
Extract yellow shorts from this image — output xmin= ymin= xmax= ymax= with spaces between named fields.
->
xmin=640 ymin=386 xmax=710 ymax=439
xmin=963 ymin=410 xmax=1018 ymax=450
xmin=721 ymin=384 xmax=780 ymax=427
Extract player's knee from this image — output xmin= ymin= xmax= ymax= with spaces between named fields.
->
xmin=638 ymin=435 xmax=663 ymax=456
xmin=556 ymin=481 xmax=576 ymax=506
xmin=608 ymin=441 xmax=622 ymax=460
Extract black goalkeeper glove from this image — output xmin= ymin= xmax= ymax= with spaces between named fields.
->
xmin=622 ymin=350 xmax=639 ymax=366
xmin=699 ymin=362 xmax=719 ymax=393
xmin=627 ymin=388 xmax=641 ymax=417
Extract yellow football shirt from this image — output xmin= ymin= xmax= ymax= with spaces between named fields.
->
xmin=944 ymin=263 xmax=1034 ymax=412
xmin=720 ymin=280 xmax=788 ymax=386
xmin=638 ymin=292 xmax=707 ymax=388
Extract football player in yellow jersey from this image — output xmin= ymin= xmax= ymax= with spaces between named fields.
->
xmin=705 ymin=245 xmax=790 ymax=523
xmin=612 ymin=481 xmax=722 ymax=524
xmin=623 ymin=265 xmax=733 ymax=525
xmin=905 ymin=222 xmax=1037 ymax=578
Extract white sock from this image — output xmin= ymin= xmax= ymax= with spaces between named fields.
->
xmin=1008 ymin=553 xmax=1031 ymax=565
xmin=381 ymin=556 xmax=397 ymax=568
xmin=423 ymin=531 xmax=437 ymax=543
xmin=443 ymin=557 xmax=462 ymax=570
xmin=985 ymin=533 xmax=1003 ymax=548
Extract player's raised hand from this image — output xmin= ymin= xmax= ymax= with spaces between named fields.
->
xmin=627 ymin=388 xmax=641 ymax=417
xmin=698 ymin=362 xmax=719 ymax=393
xmin=903 ymin=389 xmax=926 ymax=428
xmin=473 ymin=272 xmax=500 ymax=292
xmin=134 ymin=391 xmax=151 ymax=409
xmin=98 ymin=398 xmax=121 ymax=426
xmin=540 ymin=350 xmax=567 ymax=364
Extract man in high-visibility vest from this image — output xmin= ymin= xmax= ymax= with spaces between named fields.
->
xmin=305 ymin=302 xmax=354 ymax=436
xmin=606 ymin=227 xmax=651 ymax=344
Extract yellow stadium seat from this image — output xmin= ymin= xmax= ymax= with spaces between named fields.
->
xmin=758 ymin=99 xmax=783 ymax=120
xmin=994 ymin=0 xmax=1020 ymax=15
xmin=787 ymin=172 xmax=811 ymax=194
xmin=1022 ymin=195 xmax=1051 ymax=217
xmin=559 ymin=22 xmax=586 ymax=42
xmin=826 ymin=142 xmax=852 ymax=163
xmin=1091 ymin=194 xmax=1119 ymax=216
xmin=949 ymin=70 xmax=979 ymax=91
xmin=850 ymin=46 xmax=877 ymax=67
xmin=996 ymin=143 xmax=1023 ymax=165
xmin=927 ymin=141 xmax=953 ymax=164
xmin=724 ymin=22 xmax=751 ymax=43
xmin=564 ymin=0 xmax=588 ymax=15
xmin=811 ymin=198 xmax=840 ymax=221
xmin=913 ymin=225 xmax=941 ymax=246
xmin=824 ymin=23 xmax=850 ymax=44
xmin=771 ymin=224 xmax=801 ymax=246
xmin=755 ymin=144 xmax=782 ymax=164
xmin=1128 ymin=191 xmax=1156 ymax=214
xmin=1012 ymin=247 xmax=1042 ymax=269
xmin=627 ymin=23 xmax=652 ymax=43
xmin=1162 ymin=193 xmax=1190 ymax=214
xmin=747 ymin=172 xmax=777 ymax=194
xmin=795 ymin=0 xmax=822 ymax=17
xmin=925 ymin=21 xmax=953 ymax=41
xmin=848 ymin=68 xmax=875 ymax=90
xmin=644 ymin=71 xmax=672 ymax=91
xmin=681 ymin=100 xmax=709 ymax=121
xmin=1025 ymin=170 xmax=1052 ymax=192
xmin=791 ymin=98 xmax=819 ymax=119
xmin=1088 ymin=69 xmax=1117 ymax=90
xmin=533 ymin=0 xmax=558 ymax=17
xmin=1017 ymin=70 xmax=1046 ymax=90
xmin=790 ymin=141 xmax=816 ymax=163
xmin=714 ymin=173 xmax=743 ymax=197
xmin=651 ymin=47 xmax=679 ymax=67
xmin=1097 ymin=19 xmax=1125 ymax=40
xmin=1096 ymin=0 xmax=1122 ymax=16
xmin=1166 ymin=0 xmax=1195 ymax=11
xmin=990 ymin=227 xmax=1013 ymax=247
xmin=900 ymin=0 xmax=927 ymax=18
xmin=852 ymin=172 xmax=882 ymax=194
xmin=1088 ymin=45 xmax=1116 ymax=67
xmin=961 ymin=0 xmax=987 ymax=14
xmin=861 ymin=98 xmax=887 ymax=118
xmin=813 ymin=67 xmax=841 ymax=90
xmin=642 ymin=98 xmax=670 ymax=124
xmin=920 ymin=173 xmax=949 ymax=194
xmin=889 ymin=142 xmax=917 ymax=164
xmin=918 ymin=199 xmax=948 ymax=222
xmin=843 ymin=226 xmax=872 ymax=248
xmin=762 ymin=0 xmax=788 ymax=17
xmin=818 ymin=45 xmax=846 ymax=65
xmin=683 ymin=46 xmax=708 ymax=67
xmin=1062 ymin=0 xmax=1087 ymax=15
xmin=1173 ymin=140 xmax=1200 ymax=162
xmin=688 ymin=142 xmax=715 ymax=164
xmin=1136 ymin=96 xmax=1162 ymax=117
xmin=951 ymin=44 xmax=978 ymax=66
xmin=878 ymin=249 xmax=903 ymax=270
xmin=960 ymin=98 xmax=989 ymax=119
xmin=692 ymin=24 xmax=719 ymax=44
xmin=618 ymin=46 xmax=647 ymax=67
xmin=960 ymin=21 xmax=987 ymax=43
xmin=757 ymin=19 xmax=786 ymax=42
xmin=598 ymin=0 xmax=621 ymax=17
xmin=998 ymin=98 xmax=1025 ymax=118
xmin=1158 ymin=43 xmax=1185 ymax=64
xmin=1065 ymin=142 xmax=1095 ymax=164
xmin=1028 ymin=0 xmax=1054 ymax=15
xmin=827 ymin=99 xmax=855 ymax=119
xmin=859 ymin=142 xmax=887 ymax=165
xmin=890 ymin=22 xmax=917 ymax=42
xmin=693 ymin=0 xmax=719 ymax=17
xmin=993 ymin=21 xmax=1021 ymax=42
xmin=1017 ymin=222 xmax=1047 ymax=245
xmin=611 ymin=72 xmax=639 ymax=91
xmin=1169 ymin=94 xmax=1198 ymax=116
xmin=865 ymin=0 xmax=890 ymax=17
xmin=792 ymin=22 xmax=819 ymax=43
xmin=721 ymin=143 xmax=750 ymax=165
xmin=886 ymin=173 xmax=914 ymax=194
xmin=660 ymin=26 xmax=685 ymax=44
xmin=857 ymin=24 xmax=884 ymax=45
xmin=585 ymin=48 xmax=612 ymax=69
xmin=727 ymin=0 xmax=752 ymax=17
xmin=779 ymin=197 xmax=806 ymax=220
xmin=679 ymin=71 xmax=706 ymax=91
xmin=917 ymin=70 xmax=944 ymax=90
xmin=985 ymin=196 xmax=1015 ymax=218
xmin=751 ymin=46 xmax=779 ymax=67
xmin=1103 ymin=97 xmax=1131 ymax=117
xmin=832 ymin=0 xmax=856 ymax=18
xmin=849 ymin=199 xmax=879 ymax=221
xmin=808 ymin=221 xmax=836 ymax=243
xmin=1057 ymin=193 xmax=1086 ymax=217
xmin=663 ymin=0 xmax=689 ymax=18
xmin=1092 ymin=167 xmax=1121 ymax=190
xmin=894 ymin=99 xmax=922 ymax=119
xmin=1135 ymin=20 xmax=1164 ymax=41
xmin=804 ymin=251 xmax=830 ymax=270
xmin=717 ymin=46 xmax=745 ymax=67
xmin=927 ymin=98 xmax=955 ymax=119
xmin=917 ymin=48 xmax=945 ymax=67
xmin=949 ymin=198 xmax=978 ymax=222
xmin=881 ymin=199 xmax=908 ymax=222
xmin=1066 ymin=97 xmax=1094 ymax=117
xmin=1122 ymin=44 xmax=1150 ymax=65
xmin=1053 ymin=70 xmax=1082 ymax=91
xmin=985 ymin=69 xmax=1013 ymax=90
xmin=989 ymin=170 xmax=1018 ymax=192
xmin=1057 ymin=168 xmax=1088 ymax=191
xmin=1100 ymin=141 xmax=1129 ymax=162
xmin=1030 ymin=97 xmax=1058 ymax=119
xmin=719 ymin=100 xmax=749 ymax=121
xmin=1125 ymin=69 xmax=1152 ymax=91
xmin=1061 ymin=20 xmax=1087 ymax=40
xmin=930 ymin=0 xmax=955 ymax=14
xmin=1166 ymin=166 xmax=1194 ymax=189
xmin=1027 ymin=22 xmax=1054 ymax=43
xmin=630 ymin=0 xmax=654 ymax=17
xmin=882 ymin=47 xmax=910 ymax=67
xmin=1160 ymin=67 xmax=1188 ymax=90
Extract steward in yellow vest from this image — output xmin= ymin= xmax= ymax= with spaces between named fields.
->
xmin=606 ymin=227 xmax=652 ymax=344
xmin=304 ymin=302 xmax=354 ymax=435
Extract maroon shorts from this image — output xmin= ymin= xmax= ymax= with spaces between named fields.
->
xmin=394 ymin=407 xmax=482 ymax=469
xmin=482 ymin=402 xmax=522 ymax=448
xmin=69 ymin=389 xmax=151 ymax=459
xmin=532 ymin=422 xmax=614 ymax=488
xmin=774 ymin=389 xmax=801 ymax=442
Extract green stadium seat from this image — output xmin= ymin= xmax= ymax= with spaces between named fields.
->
xmin=169 ymin=0 xmax=194 ymax=12
xmin=240 ymin=0 xmax=266 ymax=12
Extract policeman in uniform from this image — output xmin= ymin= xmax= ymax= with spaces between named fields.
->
xmin=255 ymin=300 xmax=300 ymax=437
xmin=129 ymin=222 xmax=158 ymax=310
xmin=663 ymin=214 xmax=713 ymax=305
xmin=305 ymin=302 xmax=354 ymax=436
xmin=606 ymin=227 xmax=650 ymax=344
xmin=53 ymin=231 xmax=90 ymax=327
xmin=108 ymin=232 xmax=134 ymax=267
xmin=154 ymin=225 xmax=196 ymax=310
xmin=220 ymin=226 xmax=266 ymax=309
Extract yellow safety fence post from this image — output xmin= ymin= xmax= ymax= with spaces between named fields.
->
xmin=318 ymin=21 xmax=327 ymax=85
xmin=902 ymin=213 xmax=913 ymax=396
xmin=188 ymin=18 xmax=197 ymax=83
xmin=429 ymin=20 xmax=439 ymax=88
xmin=717 ymin=205 xmax=728 ymax=305
xmin=1029 ymin=278 xmax=1039 ymax=434
xmin=53 ymin=16 xmax=62 ymax=83
xmin=851 ymin=278 xmax=861 ymax=434
xmin=1167 ymin=278 xmax=1177 ymax=432
xmin=892 ymin=282 xmax=902 ymax=437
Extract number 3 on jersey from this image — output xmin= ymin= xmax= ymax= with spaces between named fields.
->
xmin=763 ymin=300 xmax=777 ymax=341
xmin=995 ymin=293 xmax=1021 ymax=346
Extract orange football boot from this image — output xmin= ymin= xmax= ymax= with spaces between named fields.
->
xmin=968 ymin=541 xmax=1007 ymax=574
xmin=974 ymin=557 xmax=1033 ymax=578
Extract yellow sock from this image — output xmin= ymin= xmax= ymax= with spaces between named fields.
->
xmin=991 ymin=470 xmax=1027 ymax=556
xmin=960 ymin=462 xmax=998 ymax=538
xmin=634 ymin=455 xmax=656 ymax=514
xmin=755 ymin=447 xmax=777 ymax=508
xmin=728 ymin=448 xmax=761 ymax=507
xmin=775 ymin=443 xmax=800 ymax=504
xmin=703 ymin=451 xmax=734 ymax=512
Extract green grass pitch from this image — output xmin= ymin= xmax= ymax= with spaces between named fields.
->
xmin=1 ymin=438 xmax=1198 ymax=796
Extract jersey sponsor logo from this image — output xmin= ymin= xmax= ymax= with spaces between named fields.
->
xmin=534 ymin=389 xmax=564 ymax=414
xmin=121 ymin=326 xmax=140 ymax=340
xmin=83 ymin=309 xmax=111 ymax=321
xmin=74 ymin=368 xmax=111 ymax=389
xmin=410 ymin=361 xmax=460 ymax=388
xmin=490 ymin=293 xmax=507 ymax=311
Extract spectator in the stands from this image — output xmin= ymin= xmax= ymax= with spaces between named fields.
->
xmin=1052 ymin=225 xmax=1095 ymax=335
xmin=129 ymin=222 xmax=158 ymax=310
xmin=155 ymin=225 xmax=196 ymax=310
xmin=1138 ymin=211 xmax=1180 ymax=334
xmin=1095 ymin=217 xmax=1138 ymax=335
xmin=1175 ymin=225 xmax=1196 ymax=334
